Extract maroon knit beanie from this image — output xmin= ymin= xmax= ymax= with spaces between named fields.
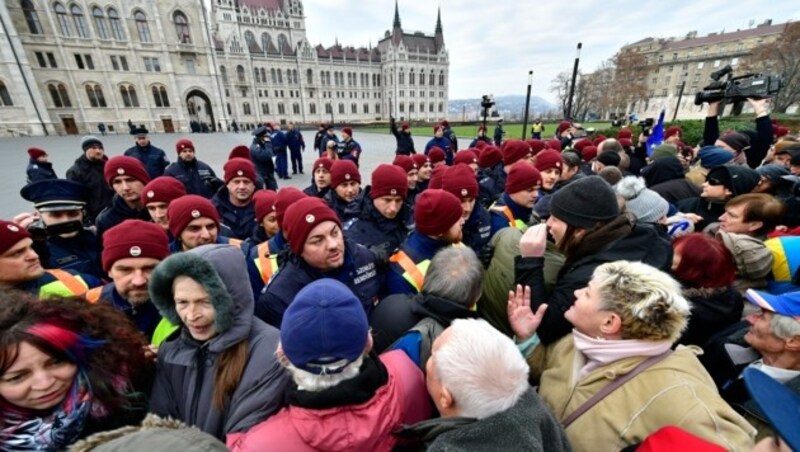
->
xmin=453 ymin=150 xmax=478 ymax=167
xmin=0 ymin=220 xmax=31 ymax=255
xmin=254 ymin=189 xmax=278 ymax=223
xmin=505 ymin=162 xmax=542 ymax=194
xmin=526 ymin=140 xmax=546 ymax=157
xmin=228 ymin=145 xmax=251 ymax=160
xmin=392 ymin=155 xmax=417 ymax=174
xmin=442 ymin=164 xmax=479 ymax=200
xmin=330 ymin=160 xmax=361 ymax=188
xmin=478 ymin=146 xmax=503 ymax=168
xmin=592 ymin=135 xmax=608 ymax=147
xmin=474 ymin=140 xmax=488 ymax=150
xmin=283 ymin=197 xmax=342 ymax=255
xmin=556 ymin=121 xmax=572 ymax=135
xmin=428 ymin=165 xmax=447 ymax=189
xmin=617 ymin=129 xmax=632 ymax=140
xmin=573 ymin=139 xmax=592 ymax=152
xmin=411 ymin=154 xmax=429 ymax=169
xmin=581 ymin=145 xmax=599 ymax=162
xmin=224 ymin=158 xmax=257 ymax=184
xmin=665 ymin=126 xmax=682 ymax=139
xmin=370 ymin=164 xmax=408 ymax=200
xmin=275 ymin=187 xmax=307 ymax=228
xmin=175 ymin=138 xmax=194 ymax=155
xmin=414 ymin=189 xmax=463 ymax=237
xmin=104 ymin=156 xmax=150 ymax=187
xmin=312 ymin=157 xmax=334 ymax=173
xmin=546 ymin=139 xmax=562 ymax=152
xmin=428 ymin=147 xmax=446 ymax=165
xmin=101 ymin=220 xmax=170 ymax=272
xmin=502 ymin=140 xmax=532 ymax=166
xmin=27 ymin=147 xmax=47 ymax=160
xmin=619 ymin=138 xmax=633 ymax=148
xmin=167 ymin=195 xmax=220 ymax=237
xmin=342 ymin=127 xmax=353 ymax=137
xmin=534 ymin=150 xmax=564 ymax=173
xmin=142 ymin=177 xmax=186 ymax=206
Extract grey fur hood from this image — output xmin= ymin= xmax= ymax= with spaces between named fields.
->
xmin=149 ymin=244 xmax=253 ymax=352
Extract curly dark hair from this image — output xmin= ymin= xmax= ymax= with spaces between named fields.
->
xmin=0 ymin=290 xmax=155 ymax=417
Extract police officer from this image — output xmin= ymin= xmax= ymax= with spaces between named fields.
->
xmin=478 ymin=140 xmax=534 ymax=208
xmin=0 ymin=219 xmax=100 ymax=298
xmin=318 ymin=125 xmax=339 ymax=155
xmin=85 ymin=220 xmax=170 ymax=339
xmin=250 ymin=124 xmax=278 ymax=190
xmin=323 ymin=160 xmax=365 ymax=223
xmin=26 ymin=147 xmax=57 ymax=184
xmin=95 ymin=156 xmax=152 ymax=240
xmin=167 ymin=195 xmax=239 ymax=253
xmin=141 ymin=176 xmax=187 ymax=237
xmin=164 ymin=138 xmax=221 ymax=198
xmin=303 ymin=157 xmax=333 ymax=198
xmin=392 ymin=155 xmax=420 ymax=208
xmin=271 ymin=122 xmax=290 ymax=179
xmin=425 ymin=125 xmax=454 ymax=166
xmin=19 ymin=179 xmax=103 ymax=279
xmin=286 ymin=121 xmax=306 ymax=175
xmin=345 ymin=164 xmax=412 ymax=263
xmin=489 ymin=162 xmax=542 ymax=235
xmin=385 ymin=189 xmax=465 ymax=296
xmin=211 ymin=158 xmax=258 ymax=240
xmin=442 ymin=164 xmax=493 ymax=253
xmin=255 ymin=197 xmax=381 ymax=327
xmin=390 ymin=116 xmax=416 ymax=155
xmin=125 ymin=126 xmax=169 ymax=179
xmin=469 ymin=126 xmax=493 ymax=148
xmin=339 ymin=127 xmax=362 ymax=166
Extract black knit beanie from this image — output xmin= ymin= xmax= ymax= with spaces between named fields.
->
xmin=549 ymin=176 xmax=619 ymax=228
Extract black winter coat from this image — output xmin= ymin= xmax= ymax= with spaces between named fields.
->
xmin=26 ymin=159 xmax=57 ymax=184
xmin=211 ymin=188 xmax=256 ymax=240
xmin=164 ymin=159 xmax=219 ymax=198
xmin=124 ymin=143 xmax=169 ymax=179
xmin=66 ymin=155 xmax=114 ymax=224
xmin=95 ymin=195 xmax=151 ymax=241
xmin=343 ymin=190 xmax=411 ymax=262
xmin=678 ymin=286 xmax=743 ymax=347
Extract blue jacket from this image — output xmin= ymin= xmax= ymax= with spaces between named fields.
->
xmin=26 ymin=159 xmax=58 ymax=184
xmin=462 ymin=204 xmax=493 ymax=253
xmin=303 ymin=183 xmax=330 ymax=199
xmin=95 ymin=195 xmax=151 ymax=241
xmin=385 ymin=232 xmax=450 ymax=296
xmin=266 ymin=231 xmax=289 ymax=255
xmin=271 ymin=130 xmax=288 ymax=152
xmin=249 ymin=138 xmax=277 ymax=190
xmin=478 ymin=164 xmax=506 ymax=208
xmin=124 ymin=143 xmax=169 ymax=179
xmin=468 ymin=137 xmax=492 ymax=148
xmin=286 ymin=129 xmax=305 ymax=152
xmin=45 ymin=229 xmax=103 ymax=280
xmin=425 ymin=137 xmax=455 ymax=165
xmin=343 ymin=190 xmax=411 ymax=261
xmin=489 ymin=192 xmax=532 ymax=235
xmin=339 ymin=138 xmax=362 ymax=164
xmin=164 ymin=159 xmax=219 ymax=198
xmin=324 ymin=188 xmax=365 ymax=223
xmin=255 ymin=239 xmax=381 ymax=328
xmin=211 ymin=188 xmax=256 ymax=240
xmin=318 ymin=134 xmax=339 ymax=155
xmin=94 ymin=283 xmax=162 ymax=338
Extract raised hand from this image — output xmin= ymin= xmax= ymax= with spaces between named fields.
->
xmin=507 ymin=284 xmax=548 ymax=342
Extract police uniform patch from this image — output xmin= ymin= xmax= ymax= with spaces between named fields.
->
xmin=306 ymin=214 xmax=315 ymax=223
xmin=191 ymin=209 xmax=201 ymax=218
xmin=129 ymin=246 xmax=142 ymax=257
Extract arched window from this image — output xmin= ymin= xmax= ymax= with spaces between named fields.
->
xmin=254 ymin=68 xmax=260 ymax=83
xmin=338 ymin=103 xmax=344 ymax=114
xmin=277 ymin=33 xmax=288 ymax=51
xmin=439 ymin=71 xmax=445 ymax=86
xmin=260 ymin=68 xmax=266 ymax=82
xmin=292 ymin=103 xmax=300 ymax=114
xmin=49 ymin=83 xmax=71 ymax=107
xmin=410 ymin=69 xmax=415 ymax=86
xmin=277 ymin=70 xmax=283 ymax=84
xmin=261 ymin=102 xmax=269 ymax=115
xmin=134 ymin=10 xmax=151 ymax=43
xmin=159 ymin=87 xmax=169 ymax=107
xmin=58 ymin=84 xmax=71 ymax=106
xmin=22 ymin=0 xmax=43 ymax=34
xmin=277 ymin=103 xmax=285 ymax=114
xmin=261 ymin=33 xmax=271 ymax=54
xmin=309 ymin=103 xmax=316 ymax=114
xmin=173 ymin=11 xmax=191 ymax=44
xmin=120 ymin=84 xmax=139 ymax=107
xmin=236 ymin=65 xmax=245 ymax=83
xmin=219 ymin=65 xmax=227 ymax=83
xmin=351 ymin=103 xmax=357 ymax=114
xmin=363 ymin=103 xmax=369 ymax=114
xmin=419 ymin=69 xmax=425 ymax=86
xmin=429 ymin=70 xmax=435 ymax=86
xmin=399 ymin=102 xmax=404 ymax=113
xmin=92 ymin=7 xmax=108 ymax=39
xmin=244 ymin=31 xmax=255 ymax=52
xmin=438 ymin=102 xmax=444 ymax=113
xmin=86 ymin=84 xmax=106 ymax=107
xmin=409 ymin=103 xmax=415 ymax=113
xmin=108 ymin=8 xmax=125 ymax=40
xmin=306 ymin=69 xmax=313 ymax=85
xmin=271 ymin=68 xmax=277 ymax=84
xmin=49 ymin=84 xmax=62 ymax=107
xmin=152 ymin=85 xmax=169 ymax=107
xmin=243 ymin=102 xmax=251 ymax=115
xmin=375 ymin=102 xmax=380 ymax=114
xmin=71 ymin=4 xmax=90 ymax=38
xmin=0 ymin=81 xmax=13 ymax=106
xmin=398 ymin=69 xmax=405 ymax=85
xmin=54 ymin=3 xmax=71 ymax=36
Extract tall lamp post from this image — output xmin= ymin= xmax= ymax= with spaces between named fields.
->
xmin=673 ymin=76 xmax=687 ymax=122
xmin=566 ymin=42 xmax=583 ymax=120
xmin=522 ymin=70 xmax=533 ymax=140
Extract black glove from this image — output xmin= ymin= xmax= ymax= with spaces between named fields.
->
xmin=204 ymin=177 xmax=224 ymax=193
xmin=478 ymin=242 xmax=495 ymax=270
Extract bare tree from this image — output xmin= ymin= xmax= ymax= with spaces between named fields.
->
xmin=550 ymin=71 xmax=571 ymax=118
xmin=607 ymin=48 xmax=649 ymax=118
xmin=742 ymin=22 xmax=800 ymax=113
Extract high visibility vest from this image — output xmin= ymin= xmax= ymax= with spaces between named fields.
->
xmin=85 ymin=286 xmax=103 ymax=303
xmin=532 ymin=123 xmax=544 ymax=133
xmin=40 ymin=269 xmax=91 ymax=298
xmin=492 ymin=204 xmax=527 ymax=231
xmin=151 ymin=318 xmax=180 ymax=346
xmin=228 ymin=238 xmax=243 ymax=248
xmin=253 ymin=242 xmax=279 ymax=283
xmin=389 ymin=250 xmax=431 ymax=293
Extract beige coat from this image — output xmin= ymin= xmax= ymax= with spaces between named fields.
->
xmin=531 ymin=335 xmax=756 ymax=452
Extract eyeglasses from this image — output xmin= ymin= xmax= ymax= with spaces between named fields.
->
xmin=706 ymin=178 xmax=723 ymax=186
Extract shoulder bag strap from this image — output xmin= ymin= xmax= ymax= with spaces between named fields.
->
xmin=561 ymin=350 xmax=673 ymax=428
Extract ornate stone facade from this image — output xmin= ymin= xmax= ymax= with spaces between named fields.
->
xmin=0 ymin=0 xmax=448 ymax=136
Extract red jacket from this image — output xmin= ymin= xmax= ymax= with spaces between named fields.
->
xmin=228 ymin=350 xmax=432 ymax=451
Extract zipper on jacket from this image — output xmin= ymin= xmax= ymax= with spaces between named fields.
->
xmin=190 ymin=346 xmax=208 ymax=418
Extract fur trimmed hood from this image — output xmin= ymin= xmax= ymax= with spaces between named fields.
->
xmin=149 ymin=244 xmax=253 ymax=351
xmin=69 ymin=414 xmax=227 ymax=451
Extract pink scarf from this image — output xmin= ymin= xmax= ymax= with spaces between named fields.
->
xmin=572 ymin=330 xmax=672 ymax=381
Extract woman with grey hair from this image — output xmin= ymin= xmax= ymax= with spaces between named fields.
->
xmin=508 ymin=260 xmax=756 ymax=451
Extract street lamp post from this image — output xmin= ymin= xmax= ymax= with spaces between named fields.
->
xmin=566 ymin=42 xmax=583 ymax=120
xmin=673 ymin=79 xmax=686 ymax=122
xmin=522 ymin=70 xmax=533 ymax=140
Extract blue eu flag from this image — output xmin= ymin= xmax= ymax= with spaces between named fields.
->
xmin=646 ymin=109 xmax=666 ymax=157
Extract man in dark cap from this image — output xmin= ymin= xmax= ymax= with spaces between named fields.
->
xmin=125 ymin=126 xmax=169 ymax=178
xmin=164 ymin=138 xmax=221 ymax=198
xmin=26 ymin=147 xmax=57 ymax=184
xmin=66 ymin=135 xmax=113 ymax=224
xmin=250 ymin=124 xmax=278 ymax=190
xmin=19 ymin=179 xmax=103 ymax=279
xmin=318 ymin=124 xmax=340 ymax=156
xmin=390 ymin=116 xmax=416 ymax=155
xmin=286 ymin=121 xmax=305 ymax=176
xmin=676 ymin=165 xmax=761 ymax=231
xmin=313 ymin=122 xmax=327 ymax=156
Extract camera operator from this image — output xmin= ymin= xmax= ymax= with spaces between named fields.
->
xmin=17 ymin=179 xmax=104 ymax=280
xmin=704 ymin=98 xmax=773 ymax=169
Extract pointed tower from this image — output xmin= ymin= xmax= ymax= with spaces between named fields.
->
xmin=392 ymin=0 xmax=403 ymax=44
xmin=434 ymin=7 xmax=444 ymax=51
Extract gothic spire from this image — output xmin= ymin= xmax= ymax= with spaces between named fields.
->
xmin=435 ymin=7 xmax=442 ymax=34
xmin=393 ymin=0 xmax=402 ymax=29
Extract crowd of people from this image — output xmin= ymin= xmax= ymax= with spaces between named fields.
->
xmin=2 ymin=98 xmax=800 ymax=451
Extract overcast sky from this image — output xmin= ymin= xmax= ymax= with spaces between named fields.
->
xmin=301 ymin=0 xmax=798 ymax=104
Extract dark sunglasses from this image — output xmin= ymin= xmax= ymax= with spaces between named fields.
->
xmin=706 ymin=178 xmax=723 ymax=186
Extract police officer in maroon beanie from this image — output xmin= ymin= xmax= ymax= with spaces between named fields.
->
xmin=393 ymin=155 xmax=420 ymax=208
xmin=167 ymin=195 xmax=239 ymax=253
xmin=385 ymin=189 xmax=466 ymax=296
xmin=95 ymin=156 xmax=152 ymax=240
xmin=345 ymin=164 xmax=413 ymax=263
xmin=303 ymin=157 xmax=333 ymax=198
xmin=141 ymin=176 xmax=186 ymax=237
xmin=323 ymin=159 xmax=365 ymax=223
xmin=211 ymin=158 xmax=258 ymax=240
xmin=443 ymin=164 xmax=492 ymax=253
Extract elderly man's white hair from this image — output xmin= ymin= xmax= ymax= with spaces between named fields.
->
xmin=434 ymin=319 xmax=530 ymax=419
